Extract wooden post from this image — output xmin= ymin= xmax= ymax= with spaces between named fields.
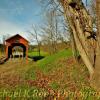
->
xmin=6 ymin=45 xmax=8 ymax=58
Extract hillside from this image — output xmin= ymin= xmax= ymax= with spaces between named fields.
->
xmin=0 ymin=49 xmax=96 ymax=100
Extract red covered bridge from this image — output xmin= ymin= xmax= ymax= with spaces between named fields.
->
xmin=5 ymin=34 xmax=29 ymax=63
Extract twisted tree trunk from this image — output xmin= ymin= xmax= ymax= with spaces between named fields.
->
xmin=60 ymin=0 xmax=100 ymax=89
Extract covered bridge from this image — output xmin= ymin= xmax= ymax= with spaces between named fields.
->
xmin=5 ymin=34 xmax=29 ymax=62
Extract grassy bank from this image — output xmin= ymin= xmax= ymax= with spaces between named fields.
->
xmin=37 ymin=48 xmax=72 ymax=73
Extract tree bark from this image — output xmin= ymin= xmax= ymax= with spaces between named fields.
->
xmin=59 ymin=0 xmax=100 ymax=90
xmin=91 ymin=0 xmax=100 ymax=90
xmin=60 ymin=0 xmax=95 ymax=76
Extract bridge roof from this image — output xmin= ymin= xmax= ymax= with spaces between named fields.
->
xmin=5 ymin=34 xmax=29 ymax=43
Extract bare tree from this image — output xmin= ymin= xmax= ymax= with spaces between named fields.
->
xmin=28 ymin=25 xmax=41 ymax=56
xmin=41 ymin=5 xmax=70 ymax=54
xmin=60 ymin=0 xmax=94 ymax=74
xmin=41 ymin=10 xmax=58 ymax=54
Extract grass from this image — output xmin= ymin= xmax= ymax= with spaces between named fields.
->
xmin=49 ymin=82 xmax=60 ymax=90
xmin=0 ymin=48 xmax=98 ymax=100
xmin=25 ymin=66 xmax=36 ymax=80
xmin=28 ymin=51 xmax=48 ymax=57
xmin=37 ymin=48 xmax=72 ymax=73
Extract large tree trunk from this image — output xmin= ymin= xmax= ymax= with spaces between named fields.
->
xmin=91 ymin=0 xmax=100 ymax=90
xmin=60 ymin=0 xmax=100 ymax=89
xmin=60 ymin=0 xmax=94 ymax=76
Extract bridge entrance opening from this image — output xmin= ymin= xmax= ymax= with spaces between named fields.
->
xmin=8 ymin=43 xmax=26 ymax=58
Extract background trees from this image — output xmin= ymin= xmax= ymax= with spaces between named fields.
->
xmin=41 ymin=2 xmax=70 ymax=54
xmin=0 ymin=34 xmax=10 ymax=56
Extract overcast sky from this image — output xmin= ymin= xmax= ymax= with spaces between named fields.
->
xmin=0 ymin=0 xmax=90 ymax=43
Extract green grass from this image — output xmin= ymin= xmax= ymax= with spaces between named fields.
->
xmin=28 ymin=51 xmax=48 ymax=57
xmin=49 ymin=82 xmax=60 ymax=90
xmin=25 ymin=66 xmax=36 ymax=80
xmin=37 ymin=48 xmax=72 ymax=73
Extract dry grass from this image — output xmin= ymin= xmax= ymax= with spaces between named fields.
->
xmin=0 ymin=59 xmax=34 ymax=88
xmin=0 ymin=50 xmax=97 ymax=100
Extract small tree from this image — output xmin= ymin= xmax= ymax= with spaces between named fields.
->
xmin=28 ymin=25 xmax=41 ymax=56
xmin=41 ymin=10 xmax=58 ymax=54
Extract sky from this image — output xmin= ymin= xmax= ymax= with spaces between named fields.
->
xmin=0 ymin=0 xmax=90 ymax=44
xmin=0 ymin=0 xmax=43 ymax=43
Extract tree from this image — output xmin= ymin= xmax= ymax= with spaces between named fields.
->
xmin=58 ymin=0 xmax=100 ymax=89
xmin=60 ymin=0 xmax=94 ymax=74
xmin=91 ymin=0 xmax=100 ymax=89
xmin=2 ymin=34 xmax=10 ymax=53
xmin=28 ymin=25 xmax=41 ymax=56
xmin=41 ymin=4 xmax=70 ymax=54
xmin=41 ymin=10 xmax=59 ymax=54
